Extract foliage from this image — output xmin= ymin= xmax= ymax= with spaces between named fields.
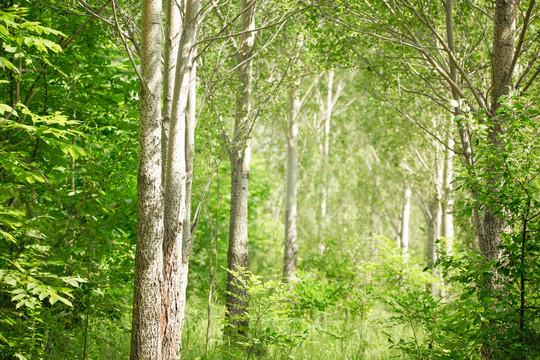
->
xmin=1 ymin=4 xmax=137 ymax=359
xmin=221 ymin=270 xmax=307 ymax=360
xmin=0 ymin=1 xmax=539 ymax=360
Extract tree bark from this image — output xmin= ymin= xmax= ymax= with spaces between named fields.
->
xmin=283 ymin=80 xmax=300 ymax=281
xmin=162 ymin=0 xmax=182 ymax=181
xmin=476 ymin=0 xmax=516 ymax=266
xmin=161 ymin=1 xmax=200 ymax=357
xmin=226 ymin=0 xmax=256 ymax=335
xmin=130 ymin=0 xmax=164 ymax=358
xmin=130 ymin=0 xmax=200 ymax=358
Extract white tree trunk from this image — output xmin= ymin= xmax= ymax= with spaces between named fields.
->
xmin=426 ymin=196 xmax=441 ymax=295
xmin=320 ymin=69 xmax=334 ymax=232
xmin=130 ymin=0 xmax=163 ymax=358
xmin=399 ymin=184 xmax=412 ymax=254
xmin=226 ymin=0 xmax=255 ymax=334
xmin=283 ymin=80 xmax=300 ymax=281
xmin=442 ymin=128 xmax=455 ymax=255
xmin=427 ymin=196 xmax=442 ymax=293
xmin=178 ymin=59 xmax=197 ymax=340
xmin=161 ymin=1 xmax=200 ymax=357
xmin=443 ymin=0 xmax=458 ymax=259
xmin=162 ymin=0 xmax=182 ymax=181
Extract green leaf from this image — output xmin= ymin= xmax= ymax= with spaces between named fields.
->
xmin=0 ymin=102 xmax=16 ymax=115
xmin=62 ymin=277 xmax=82 ymax=287
xmin=0 ymin=23 xmax=8 ymax=36
xmin=57 ymin=296 xmax=73 ymax=307
xmin=27 ymin=282 xmax=37 ymax=290
xmin=11 ymin=293 xmax=25 ymax=301
xmin=0 ymin=56 xmax=18 ymax=73
xmin=0 ymin=229 xmax=17 ymax=243
xmin=38 ymin=291 xmax=49 ymax=301
xmin=49 ymin=293 xmax=59 ymax=305
xmin=4 ymin=276 xmax=17 ymax=286
xmin=0 ymin=331 xmax=11 ymax=346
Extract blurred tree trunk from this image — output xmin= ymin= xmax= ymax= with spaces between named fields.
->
xmin=319 ymin=69 xmax=334 ymax=236
xmin=442 ymin=128 xmax=454 ymax=255
xmin=399 ymin=183 xmax=412 ymax=254
xmin=283 ymin=79 xmax=300 ymax=281
xmin=420 ymin=124 xmax=446 ymax=294
xmin=442 ymin=0 xmax=457 ymax=258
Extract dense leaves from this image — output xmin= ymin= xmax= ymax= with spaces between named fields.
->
xmin=0 ymin=1 xmax=539 ymax=359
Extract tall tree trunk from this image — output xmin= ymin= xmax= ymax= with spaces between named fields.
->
xmin=445 ymin=0 xmax=516 ymax=356
xmin=477 ymin=0 xmax=516 ymax=264
xmin=426 ymin=197 xmax=442 ymax=294
xmin=399 ymin=183 xmax=412 ymax=254
xmin=130 ymin=0 xmax=163 ymax=358
xmin=442 ymin=128 xmax=454 ymax=255
xmin=162 ymin=0 xmax=182 ymax=180
xmin=283 ymin=80 xmax=300 ymax=281
xmin=226 ymin=0 xmax=256 ymax=335
xmin=177 ymin=57 xmax=197 ymax=350
xmin=445 ymin=0 xmax=515 ymax=268
xmin=161 ymin=1 xmax=200 ymax=357
xmin=443 ymin=0 xmax=457 ymax=259
xmin=480 ymin=2 xmax=516 ymax=358
xmin=319 ymin=69 xmax=333 ymax=236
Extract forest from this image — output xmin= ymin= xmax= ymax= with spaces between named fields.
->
xmin=1 ymin=0 xmax=539 ymax=359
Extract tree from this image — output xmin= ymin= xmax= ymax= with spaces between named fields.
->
xmin=315 ymin=0 xmax=539 ymax=356
xmin=225 ymin=0 xmax=256 ymax=334
xmin=125 ymin=0 xmax=200 ymax=357
xmin=315 ymin=0 xmax=536 ymax=282
xmin=283 ymin=77 xmax=300 ymax=281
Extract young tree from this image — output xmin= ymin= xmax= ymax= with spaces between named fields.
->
xmin=398 ymin=183 xmax=412 ymax=254
xmin=283 ymin=78 xmax=300 ymax=281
